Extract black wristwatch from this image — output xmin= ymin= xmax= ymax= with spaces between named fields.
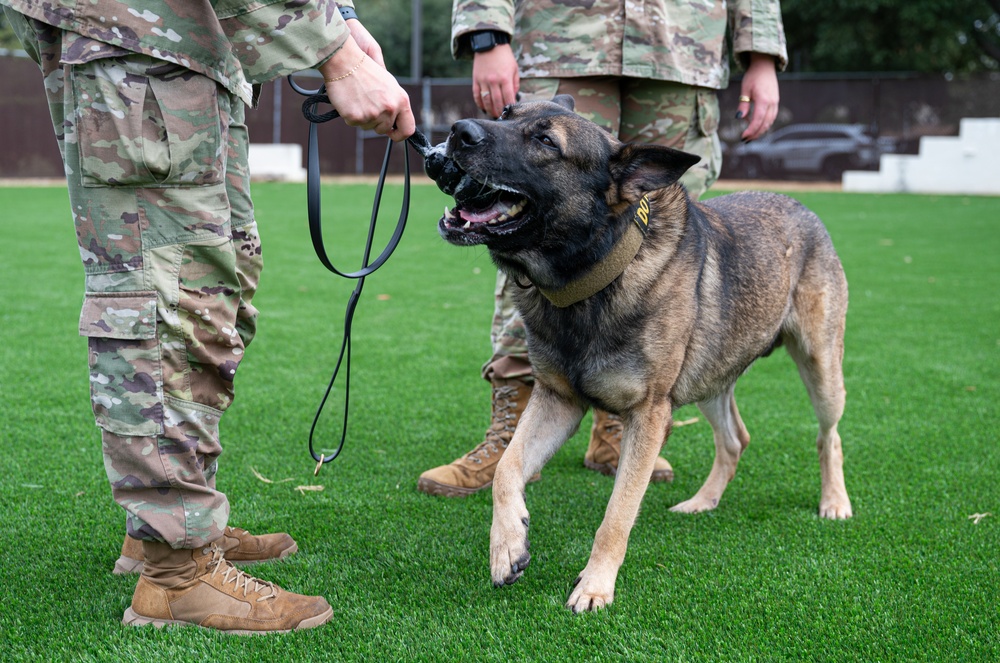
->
xmin=468 ymin=30 xmax=511 ymax=53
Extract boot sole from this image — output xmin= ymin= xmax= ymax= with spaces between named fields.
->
xmin=417 ymin=473 xmax=541 ymax=498
xmin=113 ymin=543 xmax=299 ymax=575
xmin=417 ymin=477 xmax=491 ymax=497
xmin=122 ymin=606 xmax=334 ymax=634
xmin=584 ymin=459 xmax=674 ymax=483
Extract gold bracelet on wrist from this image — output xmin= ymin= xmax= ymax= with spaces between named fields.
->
xmin=327 ymin=54 xmax=367 ymax=83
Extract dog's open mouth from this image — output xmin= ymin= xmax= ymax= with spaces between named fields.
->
xmin=441 ymin=178 xmax=530 ymax=237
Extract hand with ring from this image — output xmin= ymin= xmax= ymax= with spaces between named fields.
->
xmin=472 ymin=44 xmax=519 ymax=118
xmin=737 ymin=54 xmax=780 ymax=141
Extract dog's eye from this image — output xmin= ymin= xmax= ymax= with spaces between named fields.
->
xmin=535 ymin=134 xmax=557 ymax=149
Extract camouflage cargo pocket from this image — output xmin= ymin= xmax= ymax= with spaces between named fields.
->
xmin=80 ymin=292 xmax=163 ymax=437
xmin=694 ymin=87 xmax=720 ymax=138
xmin=72 ymin=56 xmax=223 ymax=188
xmin=79 ymin=292 xmax=157 ymax=340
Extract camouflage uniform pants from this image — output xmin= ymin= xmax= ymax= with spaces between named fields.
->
xmin=482 ymin=76 xmax=721 ymax=382
xmin=8 ymin=12 xmax=261 ymax=549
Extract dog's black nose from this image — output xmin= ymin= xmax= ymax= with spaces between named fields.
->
xmin=453 ymin=119 xmax=487 ymax=147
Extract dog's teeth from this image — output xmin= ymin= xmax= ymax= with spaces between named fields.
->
xmin=463 ymin=220 xmax=472 ymax=230
xmin=508 ymin=201 xmax=524 ymax=216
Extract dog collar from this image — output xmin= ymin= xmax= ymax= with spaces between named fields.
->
xmin=536 ymin=194 xmax=650 ymax=308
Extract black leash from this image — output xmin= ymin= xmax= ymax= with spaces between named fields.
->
xmin=290 ymin=76 xmax=434 ymax=473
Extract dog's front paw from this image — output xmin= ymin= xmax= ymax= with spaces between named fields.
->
xmin=669 ymin=494 xmax=720 ymax=514
xmin=490 ymin=515 xmax=530 ymax=586
xmin=819 ymin=497 xmax=852 ymax=519
xmin=566 ymin=571 xmax=615 ymax=613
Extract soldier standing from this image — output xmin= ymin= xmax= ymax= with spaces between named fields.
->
xmin=419 ymin=0 xmax=787 ymax=497
xmin=2 ymin=0 xmax=414 ymax=632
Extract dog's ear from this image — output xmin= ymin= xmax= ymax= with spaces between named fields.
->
xmin=610 ymin=143 xmax=701 ymax=200
xmin=551 ymin=94 xmax=575 ymax=112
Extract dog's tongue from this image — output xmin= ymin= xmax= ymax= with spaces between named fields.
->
xmin=460 ymin=202 xmax=506 ymax=225
xmin=458 ymin=197 xmax=526 ymax=226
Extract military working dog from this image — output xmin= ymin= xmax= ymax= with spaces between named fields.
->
xmin=428 ymin=96 xmax=852 ymax=613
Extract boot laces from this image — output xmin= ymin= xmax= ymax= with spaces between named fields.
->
xmin=466 ymin=385 xmax=520 ymax=464
xmin=206 ymin=545 xmax=276 ymax=602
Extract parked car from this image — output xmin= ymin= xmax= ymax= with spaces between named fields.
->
xmin=728 ymin=123 xmax=886 ymax=180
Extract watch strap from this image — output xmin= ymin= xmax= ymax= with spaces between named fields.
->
xmin=469 ymin=30 xmax=511 ymax=53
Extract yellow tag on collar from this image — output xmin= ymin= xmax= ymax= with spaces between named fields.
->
xmin=633 ymin=194 xmax=650 ymax=234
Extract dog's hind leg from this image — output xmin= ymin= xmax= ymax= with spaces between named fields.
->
xmin=567 ymin=399 xmax=672 ymax=612
xmin=784 ymin=319 xmax=852 ymax=519
xmin=490 ymin=385 xmax=584 ymax=587
xmin=670 ymin=385 xmax=747 ymax=514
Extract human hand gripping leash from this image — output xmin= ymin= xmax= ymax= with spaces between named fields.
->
xmin=289 ymin=76 xmax=444 ymax=475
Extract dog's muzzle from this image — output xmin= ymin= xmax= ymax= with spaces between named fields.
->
xmin=416 ymin=127 xmax=531 ymax=242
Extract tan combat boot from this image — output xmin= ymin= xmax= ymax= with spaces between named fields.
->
xmin=418 ymin=377 xmax=536 ymax=496
xmin=114 ymin=526 xmax=298 ymax=575
xmin=584 ymin=409 xmax=675 ymax=482
xmin=122 ymin=541 xmax=332 ymax=633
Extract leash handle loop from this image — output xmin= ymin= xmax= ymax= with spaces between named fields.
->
xmin=304 ymin=95 xmax=411 ymax=281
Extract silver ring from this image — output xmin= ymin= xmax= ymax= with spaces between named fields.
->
xmin=481 ymin=90 xmax=491 ymax=98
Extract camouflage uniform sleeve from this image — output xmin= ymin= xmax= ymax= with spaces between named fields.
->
xmin=451 ymin=0 xmax=515 ymax=59
xmin=728 ymin=0 xmax=788 ymax=71
xmin=219 ymin=0 xmax=352 ymax=83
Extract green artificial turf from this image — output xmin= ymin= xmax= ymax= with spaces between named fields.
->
xmin=0 ymin=182 xmax=997 ymax=661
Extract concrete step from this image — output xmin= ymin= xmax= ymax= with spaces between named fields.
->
xmin=958 ymin=117 xmax=1000 ymax=143
xmin=843 ymin=117 xmax=1000 ymax=195
xmin=248 ymin=143 xmax=306 ymax=182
